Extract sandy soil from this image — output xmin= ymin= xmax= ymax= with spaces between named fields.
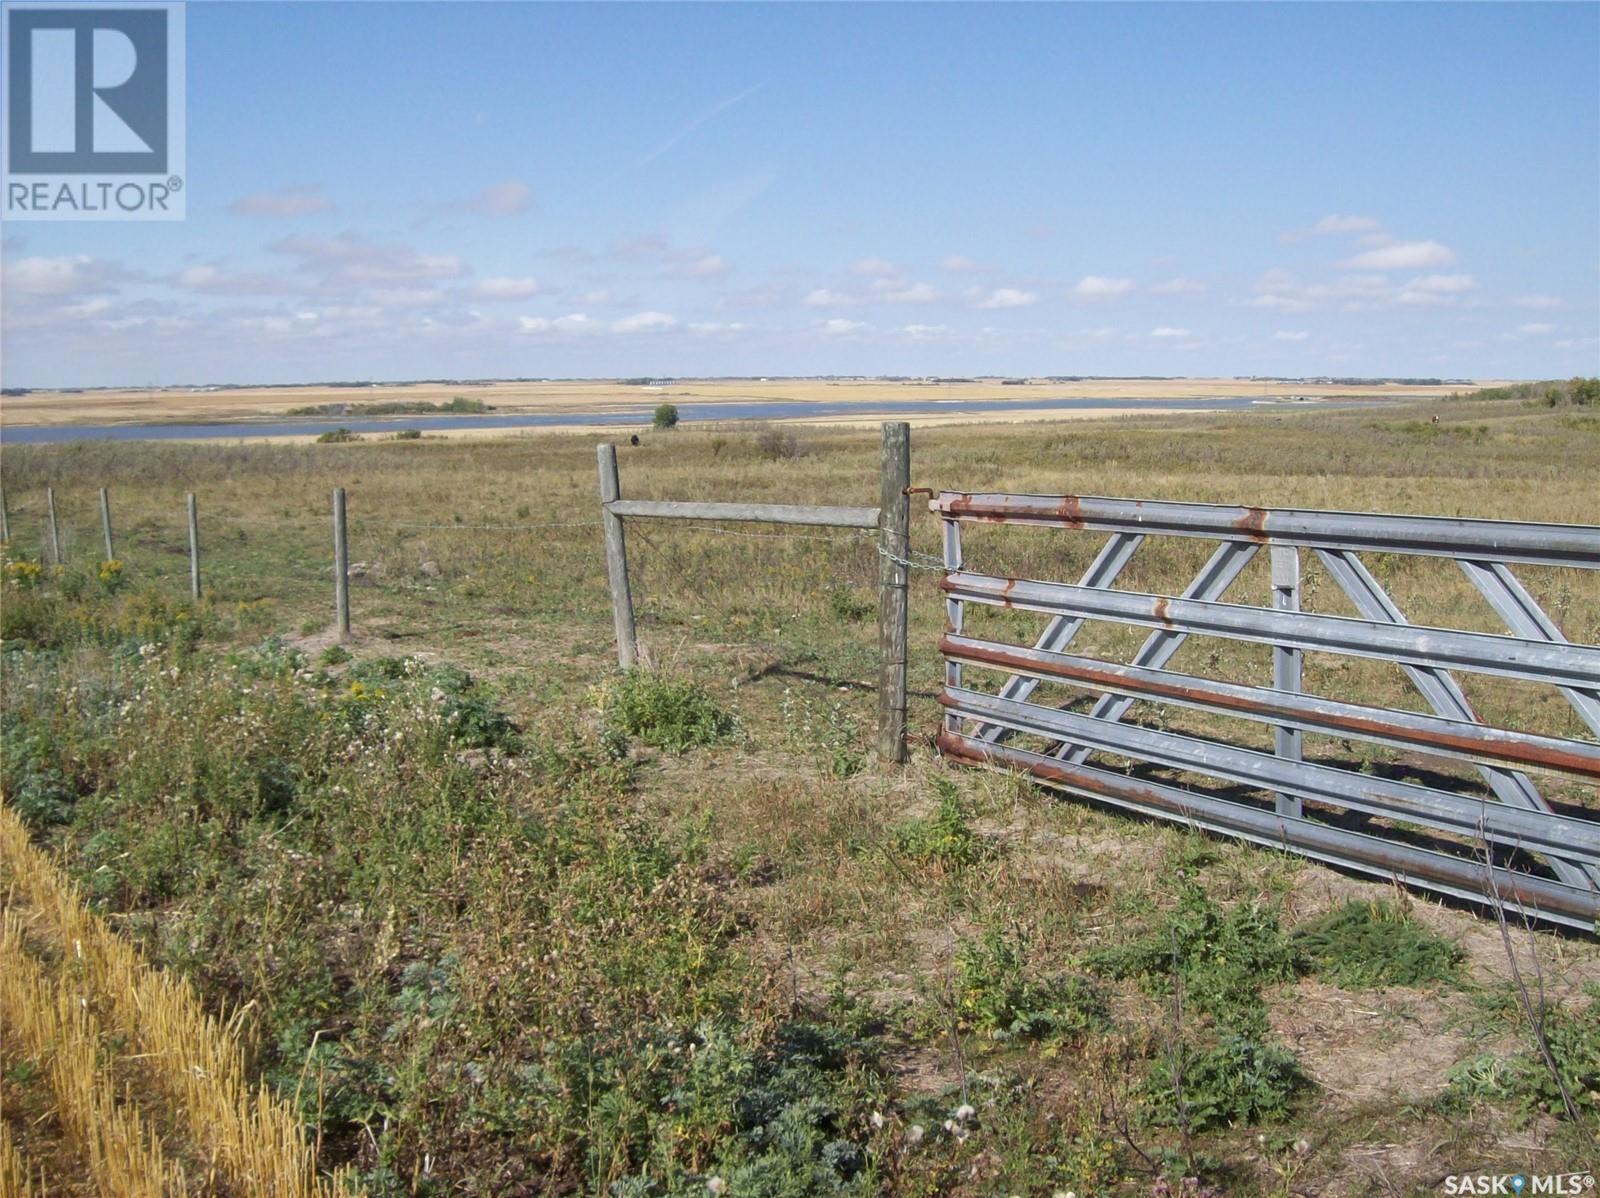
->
xmin=0 ymin=376 xmax=1500 ymax=429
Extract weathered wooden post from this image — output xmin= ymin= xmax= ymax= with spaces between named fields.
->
xmin=186 ymin=493 xmax=201 ymax=600
xmin=99 ymin=488 xmax=115 ymax=560
xmin=0 ymin=482 xmax=10 ymax=543
xmin=597 ymin=443 xmax=638 ymax=669
xmin=333 ymin=487 xmax=351 ymax=641
xmin=45 ymin=487 xmax=61 ymax=564
xmin=876 ymin=422 xmax=911 ymax=763
xmin=1271 ymin=544 xmax=1302 ymax=818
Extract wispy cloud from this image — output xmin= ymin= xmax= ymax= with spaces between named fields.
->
xmin=1150 ymin=276 xmax=1206 ymax=295
xmin=470 ymin=276 xmax=541 ymax=301
xmin=1513 ymin=294 xmax=1565 ymax=310
xmin=1150 ymin=326 xmax=1191 ymax=338
xmin=972 ymin=287 xmax=1038 ymax=310
xmin=941 ymin=254 xmax=981 ymax=272
xmin=1337 ymin=240 xmax=1455 ymax=270
xmin=459 ymin=180 xmax=534 ymax=216
xmin=612 ymin=310 xmax=677 ymax=333
xmin=1073 ymin=275 xmax=1135 ymax=299
xmin=228 ymin=184 xmax=334 ymax=218
xmin=1274 ymin=330 xmax=1309 ymax=342
xmin=637 ymin=83 xmax=763 ymax=168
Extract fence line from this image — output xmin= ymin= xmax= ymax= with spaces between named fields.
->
xmin=597 ymin=421 xmax=913 ymax=763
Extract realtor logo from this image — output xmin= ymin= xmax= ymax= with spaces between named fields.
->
xmin=3 ymin=2 xmax=185 ymax=219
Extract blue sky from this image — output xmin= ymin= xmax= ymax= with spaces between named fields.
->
xmin=3 ymin=1 xmax=1597 ymax=387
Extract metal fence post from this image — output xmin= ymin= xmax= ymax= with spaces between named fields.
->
xmin=1271 ymin=545 xmax=1303 ymax=817
xmin=45 ymin=487 xmax=61 ymax=565
xmin=597 ymin=443 xmax=638 ymax=669
xmin=186 ymin=493 xmax=201 ymax=600
xmin=99 ymin=487 xmax=115 ymax=561
xmin=333 ymin=487 xmax=351 ymax=641
xmin=876 ymin=422 xmax=911 ymax=763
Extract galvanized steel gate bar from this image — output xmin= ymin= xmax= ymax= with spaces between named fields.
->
xmin=932 ymin=491 xmax=1600 ymax=930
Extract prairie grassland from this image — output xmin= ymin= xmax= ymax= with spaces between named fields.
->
xmin=1 ymin=392 xmax=1597 ymax=1196
xmin=0 ymin=374 xmax=1496 ymax=428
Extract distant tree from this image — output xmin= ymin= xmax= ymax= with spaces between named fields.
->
xmin=653 ymin=402 xmax=680 ymax=429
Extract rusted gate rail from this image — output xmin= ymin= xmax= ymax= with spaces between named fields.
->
xmin=931 ymin=492 xmax=1600 ymax=930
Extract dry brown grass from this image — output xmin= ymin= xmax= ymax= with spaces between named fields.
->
xmin=0 ymin=806 xmax=356 ymax=1196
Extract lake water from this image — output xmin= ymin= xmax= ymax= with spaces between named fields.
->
xmin=0 ymin=394 xmax=1378 ymax=445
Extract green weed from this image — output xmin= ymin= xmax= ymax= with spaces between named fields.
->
xmin=1292 ymin=900 xmax=1463 ymax=989
xmin=599 ymin=669 xmax=734 ymax=753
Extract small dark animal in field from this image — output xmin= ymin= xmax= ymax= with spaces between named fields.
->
xmin=1431 ymin=414 xmax=1439 ymax=424
xmin=630 ymin=434 xmax=641 ymax=446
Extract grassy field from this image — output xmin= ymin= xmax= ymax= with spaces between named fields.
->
xmin=2 ymin=389 xmax=1597 ymax=1195
xmin=0 ymin=375 xmax=1501 ymax=430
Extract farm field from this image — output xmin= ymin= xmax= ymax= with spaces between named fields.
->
xmin=2 ymin=389 xmax=1597 ymax=1195
xmin=0 ymin=375 xmax=1502 ymax=431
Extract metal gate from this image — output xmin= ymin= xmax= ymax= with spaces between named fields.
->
xmin=930 ymin=492 xmax=1600 ymax=931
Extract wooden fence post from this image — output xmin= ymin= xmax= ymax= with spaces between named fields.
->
xmin=0 ymin=482 xmax=9 ymax=544
xmin=45 ymin=487 xmax=61 ymax=565
xmin=597 ymin=443 xmax=638 ymax=669
xmin=186 ymin=493 xmax=201 ymax=600
xmin=333 ymin=487 xmax=351 ymax=641
xmin=876 ymin=422 xmax=911 ymax=763
xmin=1271 ymin=544 xmax=1302 ymax=817
xmin=99 ymin=488 xmax=115 ymax=561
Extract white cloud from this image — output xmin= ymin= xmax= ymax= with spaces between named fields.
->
xmin=1150 ymin=326 xmax=1191 ymax=338
xmin=461 ymin=180 xmax=534 ymax=216
xmin=803 ymin=288 xmax=858 ymax=307
xmin=228 ymin=185 xmax=333 ymax=218
xmin=1394 ymin=273 xmax=1476 ymax=306
xmin=1515 ymin=322 xmax=1555 ymax=336
xmin=1337 ymin=240 xmax=1455 ymax=270
xmin=1151 ymin=276 xmax=1206 ymax=295
xmin=172 ymin=264 xmax=287 ymax=296
xmin=974 ymin=287 xmax=1038 ymax=310
xmin=878 ymin=281 xmax=942 ymax=304
xmin=1274 ymin=330 xmax=1309 ymax=342
xmin=688 ymin=320 xmax=746 ymax=335
xmin=851 ymin=256 xmax=899 ymax=278
xmin=1514 ymin=294 xmax=1565 ymax=310
xmin=518 ymin=316 xmax=551 ymax=333
xmin=470 ymin=276 xmax=541 ymax=301
xmin=941 ymin=254 xmax=980 ymax=272
xmin=270 ymin=233 xmax=464 ymax=289
xmin=821 ymin=318 xmax=870 ymax=336
xmin=901 ymin=323 xmax=951 ymax=339
xmin=1073 ymin=275 xmax=1135 ymax=298
xmin=368 ymin=287 xmax=444 ymax=308
xmin=675 ymin=253 xmax=729 ymax=279
xmin=1313 ymin=214 xmax=1383 ymax=235
xmin=4 ymin=254 xmax=133 ymax=297
xmin=611 ymin=310 xmax=677 ymax=333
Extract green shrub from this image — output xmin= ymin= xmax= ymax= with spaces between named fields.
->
xmin=316 ymin=427 xmax=361 ymax=443
xmin=392 ymin=428 xmax=422 ymax=440
xmin=954 ymin=927 xmax=1107 ymax=1042
xmin=1146 ymin=1034 xmax=1308 ymax=1130
xmin=319 ymin=644 xmax=352 ymax=666
xmin=653 ymin=402 xmax=680 ymax=429
xmin=599 ymin=669 xmax=734 ymax=752
xmin=1091 ymin=882 xmax=1300 ymax=1032
xmin=1292 ymin=900 xmax=1463 ymax=989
